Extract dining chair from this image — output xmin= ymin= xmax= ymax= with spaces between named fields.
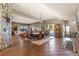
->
xmin=37 ymin=31 xmax=43 ymax=40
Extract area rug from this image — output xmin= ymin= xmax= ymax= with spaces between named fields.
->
xmin=31 ymin=38 xmax=49 ymax=46
xmin=64 ymin=40 xmax=76 ymax=52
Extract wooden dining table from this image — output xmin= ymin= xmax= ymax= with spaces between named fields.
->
xmin=32 ymin=32 xmax=39 ymax=35
xmin=31 ymin=32 xmax=39 ymax=37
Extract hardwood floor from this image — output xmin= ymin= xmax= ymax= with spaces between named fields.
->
xmin=0 ymin=36 xmax=79 ymax=56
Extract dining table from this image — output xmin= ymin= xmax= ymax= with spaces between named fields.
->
xmin=32 ymin=32 xmax=39 ymax=35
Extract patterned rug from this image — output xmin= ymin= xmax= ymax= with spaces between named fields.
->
xmin=64 ymin=40 xmax=76 ymax=52
xmin=31 ymin=38 xmax=49 ymax=46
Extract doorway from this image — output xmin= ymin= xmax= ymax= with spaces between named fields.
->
xmin=46 ymin=24 xmax=55 ymax=38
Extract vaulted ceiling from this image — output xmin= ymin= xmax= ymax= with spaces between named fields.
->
xmin=12 ymin=3 xmax=79 ymax=24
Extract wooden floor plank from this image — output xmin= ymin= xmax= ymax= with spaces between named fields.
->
xmin=0 ymin=36 xmax=79 ymax=56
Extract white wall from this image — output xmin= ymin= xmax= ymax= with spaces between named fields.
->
xmin=68 ymin=17 xmax=78 ymax=33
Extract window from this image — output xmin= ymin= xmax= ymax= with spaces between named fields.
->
xmin=66 ymin=26 xmax=69 ymax=32
xmin=66 ymin=26 xmax=69 ymax=34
